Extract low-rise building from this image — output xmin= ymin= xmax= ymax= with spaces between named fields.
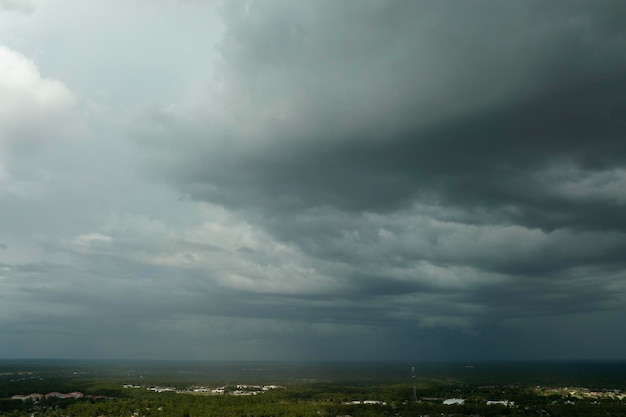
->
xmin=486 ymin=400 xmax=514 ymax=407
xmin=443 ymin=398 xmax=465 ymax=405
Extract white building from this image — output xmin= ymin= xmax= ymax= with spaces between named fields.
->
xmin=486 ymin=400 xmax=514 ymax=407
xmin=443 ymin=398 xmax=465 ymax=405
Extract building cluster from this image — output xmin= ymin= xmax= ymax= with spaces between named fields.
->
xmin=12 ymin=392 xmax=84 ymax=401
xmin=231 ymin=385 xmax=286 ymax=396
xmin=191 ymin=387 xmax=225 ymax=394
xmin=147 ymin=387 xmax=176 ymax=393
xmin=441 ymin=398 xmax=514 ymax=407
xmin=342 ymin=400 xmax=387 ymax=405
xmin=536 ymin=386 xmax=625 ymax=400
xmin=486 ymin=400 xmax=515 ymax=407
xmin=123 ymin=383 xmax=285 ymax=396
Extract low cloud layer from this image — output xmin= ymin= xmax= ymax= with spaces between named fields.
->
xmin=0 ymin=0 xmax=39 ymax=13
xmin=1 ymin=0 xmax=625 ymax=360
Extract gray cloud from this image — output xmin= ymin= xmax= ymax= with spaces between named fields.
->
xmin=128 ymin=0 xmax=626 ymax=356
xmin=0 ymin=0 xmax=39 ymax=13
xmin=1 ymin=0 xmax=626 ymax=360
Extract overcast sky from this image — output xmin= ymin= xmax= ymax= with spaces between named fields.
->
xmin=1 ymin=0 xmax=626 ymax=361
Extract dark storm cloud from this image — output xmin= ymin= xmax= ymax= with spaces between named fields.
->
xmin=130 ymin=0 xmax=626 ymax=343
xmin=5 ymin=0 xmax=626 ymax=360
xmin=177 ymin=72 xmax=626 ymax=228
xmin=164 ymin=0 xmax=626 ymax=225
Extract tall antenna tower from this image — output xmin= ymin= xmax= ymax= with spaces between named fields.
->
xmin=411 ymin=366 xmax=417 ymax=402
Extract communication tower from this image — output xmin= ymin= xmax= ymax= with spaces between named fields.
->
xmin=411 ymin=366 xmax=417 ymax=402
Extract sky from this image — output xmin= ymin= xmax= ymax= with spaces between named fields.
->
xmin=1 ymin=0 xmax=626 ymax=361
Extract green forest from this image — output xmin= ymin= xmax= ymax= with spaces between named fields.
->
xmin=2 ymin=380 xmax=625 ymax=417
xmin=1 ymin=361 xmax=625 ymax=417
